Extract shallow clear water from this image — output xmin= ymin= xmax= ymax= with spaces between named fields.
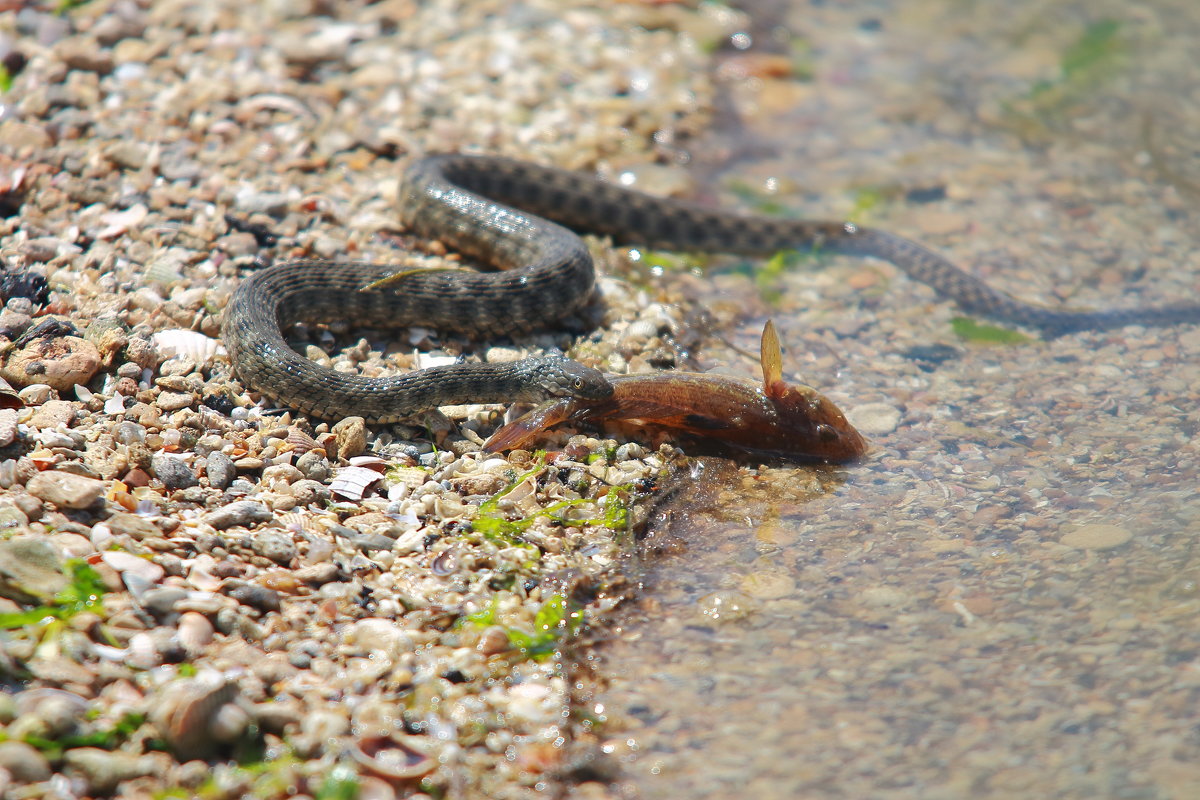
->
xmin=587 ymin=2 xmax=1200 ymax=798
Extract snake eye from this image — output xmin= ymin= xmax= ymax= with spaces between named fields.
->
xmin=816 ymin=424 xmax=839 ymax=443
xmin=573 ymin=378 xmax=584 ymax=389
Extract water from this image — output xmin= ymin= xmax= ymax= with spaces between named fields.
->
xmin=582 ymin=2 xmax=1200 ymax=798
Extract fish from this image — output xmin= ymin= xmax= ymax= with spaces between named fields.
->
xmin=484 ymin=320 xmax=867 ymax=463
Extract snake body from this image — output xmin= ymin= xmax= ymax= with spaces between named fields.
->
xmin=222 ymin=155 xmax=1200 ymax=422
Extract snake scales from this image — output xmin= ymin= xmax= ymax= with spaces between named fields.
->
xmin=222 ymin=154 xmax=1200 ymax=422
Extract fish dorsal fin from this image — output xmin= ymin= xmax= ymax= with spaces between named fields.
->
xmin=760 ymin=319 xmax=787 ymax=400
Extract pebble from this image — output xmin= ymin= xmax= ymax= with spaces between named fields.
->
xmin=27 ymin=470 xmax=106 ymax=509
xmin=846 ymin=402 xmax=903 ymax=435
xmin=140 ymin=586 xmax=187 ymax=617
xmin=1060 ymin=524 xmax=1133 ymax=550
xmin=25 ymin=397 xmax=74 ymax=427
xmin=106 ymin=511 xmax=162 ymax=540
xmin=0 ymin=335 xmax=102 ymax=392
xmin=295 ymin=450 xmax=332 ymax=481
xmin=102 ymin=550 xmax=166 ymax=586
xmin=156 ymin=390 xmax=195 ymax=411
xmin=696 ymin=590 xmax=757 ymax=623
xmin=248 ymin=530 xmax=298 ymax=565
xmin=332 ymin=416 xmax=368 ymax=460
xmin=203 ymin=500 xmax=273 ymax=530
xmin=0 ymin=741 xmax=51 ymax=783
xmin=739 ymin=569 xmax=797 ymax=600
xmin=0 ymin=308 xmax=32 ymax=339
xmin=176 ymin=611 xmax=215 ymax=652
xmin=226 ymin=581 xmax=281 ymax=612
xmin=151 ymin=453 xmax=200 ymax=489
xmin=206 ymin=450 xmax=237 ymax=489
xmin=0 ymin=504 xmax=27 ymax=529
xmin=63 ymin=748 xmax=162 ymax=795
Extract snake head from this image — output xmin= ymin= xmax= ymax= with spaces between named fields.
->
xmin=532 ymin=357 xmax=614 ymax=401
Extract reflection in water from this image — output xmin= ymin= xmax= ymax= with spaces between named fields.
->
xmin=578 ymin=1 xmax=1200 ymax=798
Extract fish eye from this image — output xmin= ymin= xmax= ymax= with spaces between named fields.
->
xmin=816 ymin=424 xmax=839 ymax=443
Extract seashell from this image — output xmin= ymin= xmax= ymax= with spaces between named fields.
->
xmin=279 ymin=510 xmax=323 ymax=535
xmin=97 ymin=203 xmax=148 ymax=240
xmin=348 ymin=455 xmax=388 ymax=470
xmin=149 ymin=673 xmax=241 ymax=759
xmin=348 ymin=733 xmax=436 ymax=782
xmin=281 ymin=427 xmax=324 ymax=456
xmin=150 ymin=329 xmax=226 ymax=366
xmin=235 ymin=93 xmax=316 ymax=121
xmin=430 ymin=547 xmax=458 ymax=577
xmin=185 ymin=557 xmax=224 ymax=592
xmin=0 ymin=375 xmax=24 ymax=409
xmin=330 ymin=465 xmax=385 ymax=501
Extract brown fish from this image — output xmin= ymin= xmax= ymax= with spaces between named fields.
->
xmin=485 ymin=321 xmax=867 ymax=463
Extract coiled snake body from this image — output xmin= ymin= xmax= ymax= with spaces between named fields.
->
xmin=222 ymin=155 xmax=1200 ymax=422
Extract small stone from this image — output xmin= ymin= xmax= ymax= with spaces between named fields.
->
xmin=105 ymin=140 xmax=149 ymax=170
xmin=846 ymin=402 xmax=902 ymax=435
xmin=206 ymin=451 xmax=237 ymax=489
xmin=151 ymin=453 xmax=199 ymax=489
xmin=0 ymin=335 xmax=102 ymax=392
xmin=1060 ymin=524 xmax=1132 ymax=550
xmin=20 ymin=237 xmax=60 ymax=262
xmin=233 ymin=188 xmax=290 ymax=215
xmin=203 ymin=500 xmax=272 ymax=530
xmin=295 ymin=450 xmax=332 ymax=482
xmin=296 ymin=562 xmax=339 ymax=585
xmin=63 ymin=748 xmax=162 ymax=794
xmin=20 ymin=693 xmax=82 ymax=738
xmin=105 ymin=511 xmax=161 ymax=540
xmin=226 ymin=581 xmax=281 ymax=612
xmin=123 ymin=467 xmax=151 ymax=487
xmin=0 ymin=307 xmax=32 ymax=339
xmin=25 ymin=397 xmax=74 ymax=427
xmin=0 ymin=740 xmax=51 ymax=783
xmin=0 ymin=120 xmax=51 ymax=153
xmin=332 ymin=416 xmax=368 ymax=460
xmin=156 ymin=390 xmax=195 ymax=411
xmin=248 ymin=530 xmax=298 ymax=565
xmin=696 ymin=589 xmax=757 ymax=623
xmin=26 ymin=654 xmax=98 ymax=687
xmin=739 ymin=569 xmax=796 ymax=600
xmin=289 ymin=479 xmax=331 ymax=506
xmin=176 ymin=611 xmax=214 ymax=652
xmin=860 ymin=585 xmax=908 ymax=608
xmin=102 ymin=550 xmax=165 ymax=586
xmin=57 ymin=38 xmax=115 ymax=74
xmin=0 ymin=505 xmax=28 ymax=529
xmin=140 ymin=586 xmax=187 ymax=617
xmin=27 ymin=470 xmax=105 ymax=509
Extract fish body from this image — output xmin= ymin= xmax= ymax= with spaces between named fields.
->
xmin=485 ymin=321 xmax=867 ymax=463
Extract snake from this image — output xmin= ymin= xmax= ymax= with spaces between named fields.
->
xmin=222 ymin=154 xmax=1200 ymax=422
